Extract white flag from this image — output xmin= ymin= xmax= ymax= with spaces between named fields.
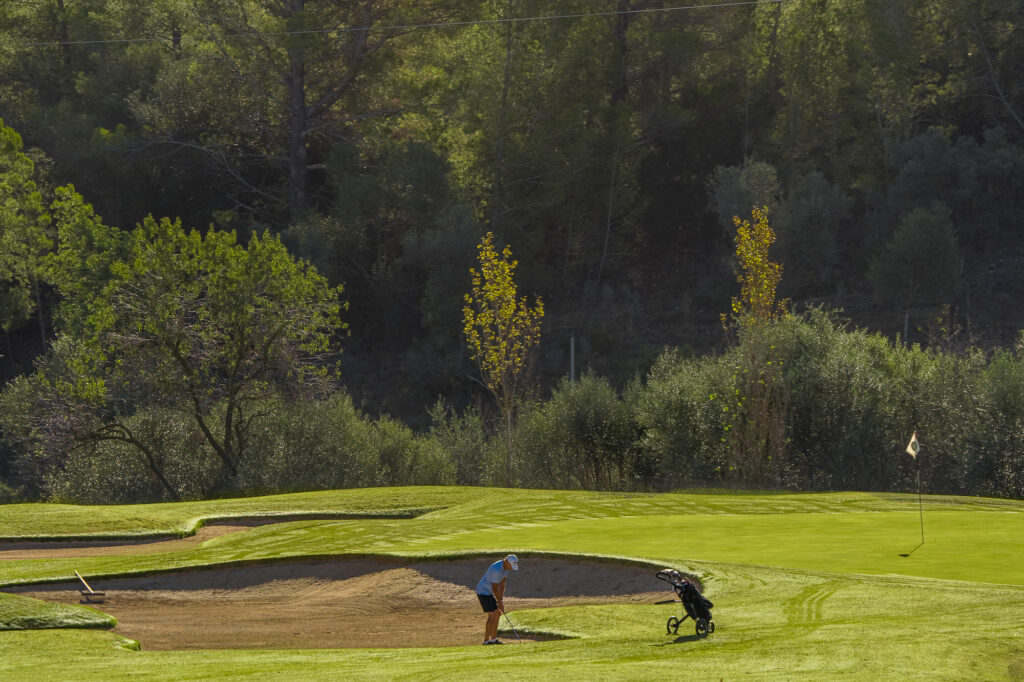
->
xmin=905 ymin=431 xmax=920 ymax=458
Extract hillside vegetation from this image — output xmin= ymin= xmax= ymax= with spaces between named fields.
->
xmin=1 ymin=2 xmax=1023 ymax=502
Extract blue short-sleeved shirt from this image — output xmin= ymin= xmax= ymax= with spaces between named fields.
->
xmin=476 ymin=560 xmax=510 ymax=596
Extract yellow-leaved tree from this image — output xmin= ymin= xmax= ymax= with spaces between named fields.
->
xmin=722 ymin=206 xmax=788 ymax=487
xmin=462 ymin=232 xmax=544 ymax=486
xmin=730 ymin=205 xmax=784 ymax=326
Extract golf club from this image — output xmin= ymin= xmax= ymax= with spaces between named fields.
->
xmin=499 ymin=606 xmax=522 ymax=643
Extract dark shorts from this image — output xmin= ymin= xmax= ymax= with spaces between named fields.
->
xmin=477 ymin=594 xmax=498 ymax=612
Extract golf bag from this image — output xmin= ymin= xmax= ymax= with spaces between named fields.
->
xmin=656 ymin=569 xmax=715 ymax=637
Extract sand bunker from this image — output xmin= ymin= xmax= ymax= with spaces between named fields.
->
xmin=8 ymin=558 xmax=669 ymax=649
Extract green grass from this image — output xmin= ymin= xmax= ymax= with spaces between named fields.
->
xmin=0 ymin=486 xmax=472 ymax=540
xmin=1 ymin=487 xmax=1022 ymax=680
xmin=0 ymin=592 xmax=115 ymax=631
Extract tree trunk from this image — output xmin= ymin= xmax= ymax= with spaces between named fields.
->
xmin=610 ymin=0 xmax=630 ymax=106
xmin=596 ymin=141 xmax=619 ymax=290
xmin=92 ymin=429 xmax=183 ymax=503
xmin=34 ymin=278 xmax=46 ymax=345
xmin=491 ymin=0 xmax=517 ymax=216
xmin=55 ymin=0 xmax=72 ymax=92
xmin=286 ymin=0 xmax=308 ymax=218
xmin=137 ymin=443 xmax=182 ymax=503
xmin=596 ymin=1 xmax=630 ymax=290
xmin=5 ymin=331 xmax=14 ymax=375
xmin=505 ymin=404 xmax=513 ymax=487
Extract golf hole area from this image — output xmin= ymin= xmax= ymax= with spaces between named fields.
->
xmin=11 ymin=558 xmax=669 ymax=650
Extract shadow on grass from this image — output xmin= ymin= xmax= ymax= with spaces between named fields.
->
xmin=899 ymin=542 xmax=924 ymax=557
xmin=654 ymin=634 xmax=704 ymax=646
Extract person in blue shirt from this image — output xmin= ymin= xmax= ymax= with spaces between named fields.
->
xmin=475 ymin=554 xmax=518 ymax=644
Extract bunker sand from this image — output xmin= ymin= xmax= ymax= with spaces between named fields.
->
xmin=10 ymin=558 xmax=666 ymax=649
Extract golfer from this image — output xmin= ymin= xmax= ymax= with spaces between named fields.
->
xmin=476 ymin=554 xmax=518 ymax=645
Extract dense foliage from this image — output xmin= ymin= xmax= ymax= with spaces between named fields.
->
xmin=5 ymin=306 xmax=1023 ymax=503
xmin=0 ymin=2 xmax=1022 ymax=502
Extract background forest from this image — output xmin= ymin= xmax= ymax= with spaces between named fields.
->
xmin=1 ymin=0 xmax=1023 ymax=503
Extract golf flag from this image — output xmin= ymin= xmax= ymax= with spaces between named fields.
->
xmin=905 ymin=431 xmax=920 ymax=458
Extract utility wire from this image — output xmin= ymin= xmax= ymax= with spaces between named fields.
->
xmin=14 ymin=0 xmax=783 ymax=49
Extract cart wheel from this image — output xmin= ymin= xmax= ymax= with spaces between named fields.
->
xmin=666 ymin=616 xmax=680 ymax=635
xmin=695 ymin=618 xmax=709 ymax=637
xmin=708 ymin=621 xmax=715 ymax=634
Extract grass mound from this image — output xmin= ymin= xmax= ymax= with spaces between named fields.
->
xmin=0 ymin=592 xmax=115 ymax=631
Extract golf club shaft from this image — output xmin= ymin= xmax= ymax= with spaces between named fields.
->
xmin=500 ymin=607 xmax=521 ymax=642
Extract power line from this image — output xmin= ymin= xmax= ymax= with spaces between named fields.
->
xmin=14 ymin=0 xmax=783 ymax=49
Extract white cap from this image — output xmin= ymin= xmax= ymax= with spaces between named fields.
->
xmin=505 ymin=554 xmax=519 ymax=571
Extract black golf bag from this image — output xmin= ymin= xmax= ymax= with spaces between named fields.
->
xmin=656 ymin=569 xmax=715 ymax=637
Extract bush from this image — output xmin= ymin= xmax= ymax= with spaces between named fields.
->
xmin=0 ymin=479 xmax=19 ymax=504
xmin=778 ymin=309 xmax=912 ymax=491
xmin=236 ymin=395 xmax=379 ymax=493
xmin=517 ymin=374 xmax=639 ymax=490
xmin=46 ymin=408 xmax=220 ymax=504
xmin=631 ymin=351 xmax=731 ymax=489
xmin=370 ymin=415 xmax=455 ymax=487
xmin=238 ymin=394 xmax=456 ymax=494
xmin=11 ymin=308 xmax=1024 ymax=501
xmin=952 ymin=347 xmax=1024 ymax=498
xmin=426 ymin=400 xmax=494 ymax=485
xmin=0 ymin=374 xmax=59 ymax=500
xmin=632 ymin=308 xmax=1024 ymax=498
xmin=20 ymin=388 xmax=465 ymax=502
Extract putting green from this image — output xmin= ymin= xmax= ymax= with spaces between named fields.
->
xmin=393 ymin=510 xmax=1023 ymax=585
xmin=1 ymin=488 xmax=1022 ymax=680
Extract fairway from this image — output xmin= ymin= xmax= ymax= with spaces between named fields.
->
xmin=1 ymin=488 xmax=1022 ymax=680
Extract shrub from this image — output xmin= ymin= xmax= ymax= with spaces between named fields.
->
xmin=631 ymin=350 xmax=731 ymax=489
xmin=239 ymin=395 xmax=456 ymax=493
xmin=0 ymin=479 xmax=19 ymax=504
xmin=370 ymin=415 xmax=455 ymax=487
xmin=631 ymin=308 xmax=1024 ymax=497
xmin=779 ymin=309 xmax=911 ymax=491
xmin=956 ymin=347 xmax=1024 ymax=498
xmin=426 ymin=400 xmax=492 ymax=485
xmin=237 ymin=395 xmax=379 ymax=493
xmin=46 ymin=408 xmax=219 ymax=504
xmin=518 ymin=374 xmax=639 ymax=490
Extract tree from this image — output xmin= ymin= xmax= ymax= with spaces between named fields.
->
xmin=867 ymin=203 xmax=962 ymax=342
xmin=728 ymin=205 xmax=784 ymax=327
xmin=135 ymin=0 xmax=466 ymax=222
xmin=775 ymin=170 xmax=851 ymax=297
xmin=462 ymin=231 xmax=543 ymax=485
xmin=45 ymin=185 xmax=130 ymax=336
xmin=22 ymin=215 xmax=346 ymax=495
xmin=0 ymin=120 xmax=52 ymax=351
xmin=708 ymin=160 xmax=781 ymax=232
xmin=722 ymin=205 xmax=788 ymax=487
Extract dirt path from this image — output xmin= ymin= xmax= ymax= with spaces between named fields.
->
xmin=9 ymin=558 xmax=668 ymax=650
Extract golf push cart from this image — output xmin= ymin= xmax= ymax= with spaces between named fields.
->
xmin=656 ymin=569 xmax=715 ymax=637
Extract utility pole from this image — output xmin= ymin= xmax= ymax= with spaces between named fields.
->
xmin=561 ymin=326 xmax=576 ymax=381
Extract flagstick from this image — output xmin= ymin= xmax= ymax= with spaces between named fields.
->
xmin=916 ymin=457 xmax=924 ymax=544
xmin=899 ymin=430 xmax=924 ymax=557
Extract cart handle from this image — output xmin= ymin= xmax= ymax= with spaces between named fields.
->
xmin=656 ymin=569 xmax=689 ymax=587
